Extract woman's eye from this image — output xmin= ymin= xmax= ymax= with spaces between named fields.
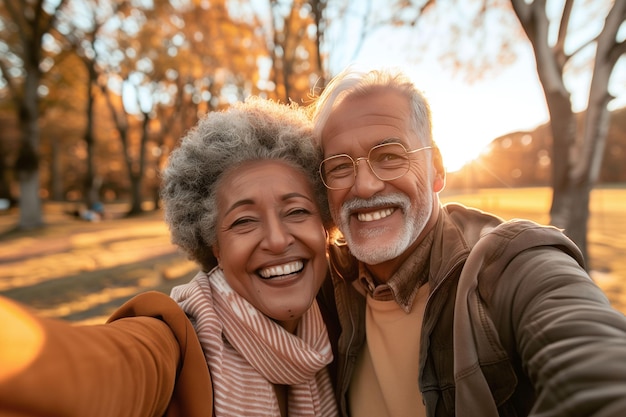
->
xmin=230 ymin=217 xmax=256 ymax=229
xmin=287 ymin=207 xmax=312 ymax=220
xmin=287 ymin=208 xmax=312 ymax=218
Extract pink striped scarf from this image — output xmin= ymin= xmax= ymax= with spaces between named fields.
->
xmin=171 ymin=269 xmax=338 ymax=417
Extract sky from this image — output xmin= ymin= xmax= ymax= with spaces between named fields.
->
xmin=323 ymin=1 xmax=626 ymax=173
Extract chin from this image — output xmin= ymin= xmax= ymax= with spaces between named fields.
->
xmin=266 ymin=295 xmax=315 ymax=321
xmin=352 ymin=248 xmax=396 ymax=265
xmin=349 ymin=229 xmax=413 ymax=264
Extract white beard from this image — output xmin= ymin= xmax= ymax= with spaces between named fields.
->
xmin=335 ymin=192 xmax=433 ymax=265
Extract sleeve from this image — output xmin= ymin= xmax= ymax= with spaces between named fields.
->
xmin=493 ymin=247 xmax=626 ymax=417
xmin=0 ymin=291 xmax=212 ymax=417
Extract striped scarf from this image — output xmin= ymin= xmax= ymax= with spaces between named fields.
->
xmin=171 ymin=269 xmax=338 ymax=417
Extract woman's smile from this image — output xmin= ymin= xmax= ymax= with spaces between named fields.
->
xmin=257 ymin=259 xmax=305 ymax=279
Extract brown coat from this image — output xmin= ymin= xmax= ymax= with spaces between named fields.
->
xmin=0 ymin=291 xmax=213 ymax=417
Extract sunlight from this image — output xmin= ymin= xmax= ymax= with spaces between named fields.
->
xmin=339 ymin=26 xmax=550 ymax=173
xmin=423 ymin=63 xmax=548 ymax=173
xmin=0 ymin=297 xmax=45 ymax=381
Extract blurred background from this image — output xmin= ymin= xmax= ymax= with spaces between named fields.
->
xmin=1 ymin=0 xmax=624 ymax=322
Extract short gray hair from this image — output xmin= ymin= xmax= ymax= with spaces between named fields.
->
xmin=161 ymin=96 xmax=329 ymax=271
xmin=311 ymin=67 xmax=434 ymax=150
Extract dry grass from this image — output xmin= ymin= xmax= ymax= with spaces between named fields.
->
xmin=1 ymin=187 xmax=625 ymax=324
xmin=0 ymin=204 xmax=197 ymax=324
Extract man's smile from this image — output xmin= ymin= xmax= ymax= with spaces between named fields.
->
xmin=356 ymin=207 xmax=396 ymax=222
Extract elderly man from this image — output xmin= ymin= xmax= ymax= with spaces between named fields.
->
xmin=312 ymin=67 xmax=626 ymax=417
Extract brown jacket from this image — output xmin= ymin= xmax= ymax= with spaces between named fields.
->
xmin=325 ymin=203 xmax=626 ymax=416
xmin=0 ymin=291 xmax=213 ymax=417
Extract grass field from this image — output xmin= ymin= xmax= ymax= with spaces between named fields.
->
xmin=0 ymin=204 xmax=198 ymax=324
xmin=1 ymin=186 xmax=625 ymax=324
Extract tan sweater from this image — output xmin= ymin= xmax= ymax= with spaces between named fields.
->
xmin=349 ymin=283 xmax=429 ymax=417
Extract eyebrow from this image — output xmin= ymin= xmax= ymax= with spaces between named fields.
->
xmin=379 ymin=137 xmax=403 ymax=145
xmin=224 ymin=192 xmax=314 ymax=216
xmin=326 ymin=137 xmax=405 ymax=158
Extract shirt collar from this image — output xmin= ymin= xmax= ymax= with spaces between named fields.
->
xmin=358 ymin=229 xmax=434 ymax=313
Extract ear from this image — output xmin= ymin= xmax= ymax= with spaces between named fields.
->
xmin=432 ymin=147 xmax=446 ymax=193
xmin=212 ymin=245 xmax=221 ymax=268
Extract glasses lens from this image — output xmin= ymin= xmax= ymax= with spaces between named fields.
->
xmin=320 ymin=155 xmax=355 ymax=189
xmin=369 ymin=143 xmax=410 ymax=180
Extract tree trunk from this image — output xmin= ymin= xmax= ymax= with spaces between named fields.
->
xmin=16 ymin=66 xmax=43 ymax=229
xmin=561 ymin=0 xmax=623 ymax=270
xmin=84 ymin=65 xmax=100 ymax=209
xmin=50 ymin=138 xmax=63 ymax=200
xmin=0 ymin=140 xmax=15 ymax=206
xmin=544 ymin=92 xmax=576 ymax=229
xmin=511 ymin=0 xmax=594 ymax=266
xmin=126 ymin=113 xmax=150 ymax=216
xmin=128 ymin=174 xmax=143 ymax=215
xmin=532 ymin=53 xmax=590 ymax=264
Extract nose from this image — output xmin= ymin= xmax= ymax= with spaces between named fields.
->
xmin=261 ymin=214 xmax=295 ymax=252
xmin=353 ymin=158 xmax=385 ymax=197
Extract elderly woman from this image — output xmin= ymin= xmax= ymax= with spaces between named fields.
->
xmin=164 ymin=97 xmax=336 ymax=417
xmin=0 ymin=98 xmax=338 ymax=417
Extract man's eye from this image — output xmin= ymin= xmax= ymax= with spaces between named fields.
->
xmin=374 ymin=152 xmax=403 ymax=162
xmin=381 ymin=152 xmax=400 ymax=161
xmin=374 ymin=152 xmax=407 ymax=169
xmin=328 ymin=163 xmax=353 ymax=177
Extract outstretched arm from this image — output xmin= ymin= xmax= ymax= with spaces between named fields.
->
xmin=496 ymin=248 xmax=626 ymax=416
xmin=0 ymin=292 xmax=212 ymax=417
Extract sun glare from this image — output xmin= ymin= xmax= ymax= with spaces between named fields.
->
xmin=424 ymin=67 xmax=549 ymax=173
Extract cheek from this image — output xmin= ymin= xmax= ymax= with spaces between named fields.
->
xmin=310 ymin=234 xmax=329 ymax=285
xmin=406 ymin=165 xmax=432 ymax=190
xmin=217 ymin=239 xmax=251 ymax=274
xmin=327 ymin=190 xmax=346 ymax=212
xmin=299 ymin=221 xmax=328 ymax=251
xmin=299 ymin=222 xmax=328 ymax=266
xmin=313 ymin=226 xmax=328 ymax=255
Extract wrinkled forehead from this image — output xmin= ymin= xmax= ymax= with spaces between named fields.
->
xmin=320 ymin=90 xmax=415 ymax=153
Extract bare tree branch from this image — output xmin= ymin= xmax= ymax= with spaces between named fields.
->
xmin=554 ymin=0 xmax=573 ymax=57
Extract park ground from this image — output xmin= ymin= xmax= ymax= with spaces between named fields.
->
xmin=1 ymin=187 xmax=625 ymax=325
xmin=0 ymin=203 xmax=197 ymax=324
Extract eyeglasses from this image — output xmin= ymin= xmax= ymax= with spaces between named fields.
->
xmin=319 ymin=142 xmax=433 ymax=190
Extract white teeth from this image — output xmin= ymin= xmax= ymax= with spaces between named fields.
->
xmin=357 ymin=208 xmax=395 ymax=222
xmin=258 ymin=261 xmax=303 ymax=278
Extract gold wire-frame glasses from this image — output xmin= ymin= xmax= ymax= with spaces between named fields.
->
xmin=319 ymin=142 xmax=433 ymax=190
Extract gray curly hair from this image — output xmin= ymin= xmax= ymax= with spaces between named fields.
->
xmin=161 ymin=96 xmax=330 ymax=271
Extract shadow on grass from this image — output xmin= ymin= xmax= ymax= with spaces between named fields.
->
xmin=0 ymin=251 xmax=197 ymax=323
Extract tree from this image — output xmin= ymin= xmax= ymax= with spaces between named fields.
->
xmin=268 ymin=0 xmax=322 ymax=102
xmin=55 ymin=0 xmax=128 ymax=209
xmin=0 ymin=0 xmax=68 ymax=229
xmin=511 ymin=0 xmax=625 ymax=266
xmin=95 ymin=0 xmax=262 ymax=215
xmin=0 ymin=0 xmax=329 ymax=220
xmin=93 ymin=0 xmax=189 ymax=215
xmin=233 ymin=0 xmax=324 ymax=104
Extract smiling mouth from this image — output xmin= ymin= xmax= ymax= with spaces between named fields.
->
xmin=258 ymin=260 xmax=304 ymax=279
xmin=356 ymin=208 xmax=395 ymax=222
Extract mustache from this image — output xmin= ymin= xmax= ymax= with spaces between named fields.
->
xmin=341 ymin=193 xmax=412 ymax=213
